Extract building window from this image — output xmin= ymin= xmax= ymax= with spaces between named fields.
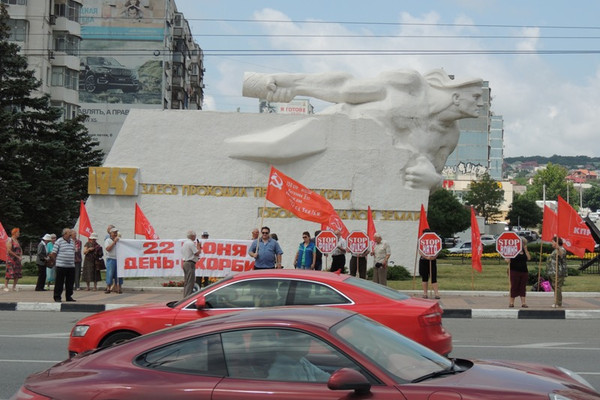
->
xmin=51 ymin=101 xmax=79 ymax=121
xmin=1 ymin=0 xmax=27 ymax=5
xmin=51 ymin=67 xmax=78 ymax=90
xmin=54 ymin=0 xmax=81 ymax=22
xmin=7 ymin=19 xmax=27 ymax=42
xmin=53 ymin=32 xmax=80 ymax=56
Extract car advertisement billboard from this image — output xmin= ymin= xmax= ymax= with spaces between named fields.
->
xmin=79 ymin=0 xmax=168 ymax=154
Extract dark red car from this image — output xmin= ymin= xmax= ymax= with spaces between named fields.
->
xmin=69 ymin=270 xmax=451 ymax=356
xmin=15 ymin=307 xmax=599 ymax=400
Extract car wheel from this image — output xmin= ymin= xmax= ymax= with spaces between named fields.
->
xmin=100 ymin=331 xmax=139 ymax=348
xmin=84 ymin=75 xmax=97 ymax=93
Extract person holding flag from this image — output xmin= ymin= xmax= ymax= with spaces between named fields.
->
xmin=546 ymin=236 xmax=568 ymax=308
xmin=249 ymin=226 xmax=283 ymax=269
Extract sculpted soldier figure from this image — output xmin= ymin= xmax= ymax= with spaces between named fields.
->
xmin=230 ymin=69 xmax=483 ymax=191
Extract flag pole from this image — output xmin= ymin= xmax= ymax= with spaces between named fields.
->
xmin=412 ymin=248 xmax=419 ymax=290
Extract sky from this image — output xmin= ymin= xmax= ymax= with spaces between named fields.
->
xmin=175 ymin=0 xmax=600 ymax=158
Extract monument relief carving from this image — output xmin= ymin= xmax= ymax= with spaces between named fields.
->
xmin=228 ymin=69 xmax=483 ymax=191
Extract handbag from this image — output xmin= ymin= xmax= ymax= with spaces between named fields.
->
xmin=95 ymin=258 xmax=106 ymax=271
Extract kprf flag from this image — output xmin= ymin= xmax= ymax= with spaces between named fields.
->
xmin=542 ymin=205 xmax=586 ymax=257
xmin=557 ymin=196 xmax=595 ymax=253
xmin=470 ymin=207 xmax=482 ymax=272
xmin=78 ymin=200 xmax=94 ymax=238
xmin=0 ymin=221 xmax=8 ymax=261
xmin=266 ymin=166 xmax=348 ymax=235
xmin=418 ymin=204 xmax=430 ymax=237
xmin=134 ymin=203 xmax=159 ymax=240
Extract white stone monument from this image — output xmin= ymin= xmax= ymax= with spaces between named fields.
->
xmin=84 ymin=68 xmax=482 ymax=274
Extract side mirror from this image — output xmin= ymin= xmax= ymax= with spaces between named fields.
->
xmin=327 ymin=368 xmax=371 ymax=394
xmin=195 ymin=295 xmax=207 ymax=310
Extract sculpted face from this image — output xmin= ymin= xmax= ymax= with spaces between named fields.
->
xmin=455 ymin=86 xmax=483 ymax=118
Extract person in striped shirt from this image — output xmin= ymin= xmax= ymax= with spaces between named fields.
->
xmin=50 ymin=228 xmax=77 ymax=303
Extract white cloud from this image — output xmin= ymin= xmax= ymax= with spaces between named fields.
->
xmin=205 ymin=8 xmax=600 ymax=157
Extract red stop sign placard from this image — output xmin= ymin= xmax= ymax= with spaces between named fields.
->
xmin=496 ymin=231 xmax=522 ymax=259
xmin=418 ymin=232 xmax=442 ymax=257
xmin=316 ymin=230 xmax=338 ymax=254
xmin=347 ymin=230 xmax=370 ymax=255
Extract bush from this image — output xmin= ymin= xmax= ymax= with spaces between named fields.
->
xmin=366 ymin=265 xmax=411 ymax=281
xmin=22 ymin=261 xmax=38 ymax=276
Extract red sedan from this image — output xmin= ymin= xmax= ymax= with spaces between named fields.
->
xmin=15 ymin=307 xmax=599 ymax=400
xmin=69 ymin=269 xmax=451 ymax=356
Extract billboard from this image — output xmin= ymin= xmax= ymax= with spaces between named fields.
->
xmin=79 ymin=0 xmax=168 ymax=154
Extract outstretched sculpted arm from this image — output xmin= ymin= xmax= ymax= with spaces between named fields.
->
xmin=243 ymin=72 xmax=386 ymax=104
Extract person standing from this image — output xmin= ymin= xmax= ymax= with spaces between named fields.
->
xmin=349 ymin=248 xmax=369 ymax=279
xmin=71 ymin=231 xmax=82 ymax=290
xmin=547 ymin=236 xmax=568 ymax=308
xmin=182 ymin=230 xmax=202 ymax=297
xmin=196 ymin=231 xmax=211 ymax=288
xmin=4 ymin=228 xmax=23 ymax=292
xmin=51 ymin=228 xmax=77 ymax=302
xmin=35 ymin=234 xmax=52 ymax=291
xmin=249 ymin=226 xmax=283 ymax=269
xmin=419 ymin=229 xmax=440 ymax=299
xmin=371 ymin=233 xmax=391 ymax=286
xmin=330 ymin=230 xmax=347 ymax=273
xmin=312 ymin=230 xmax=323 ymax=271
xmin=46 ymin=233 xmax=56 ymax=289
xmin=507 ymin=237 xmax=531 ymax=308
xmin=82 ymin=233 xmax=103 ymax=291
xmin=104 ymin=227 xmax=121 ymax=294
xmin=294 ymin=231 xmax=316 ymax=270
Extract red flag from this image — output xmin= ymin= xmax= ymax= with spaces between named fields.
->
xmin=266 ymin=166 xmax=348 ymax=235
xmin=367 ymin=206 xmax=376 ymax=242
xmin=78 ymin=200 xmax=94 ymax=238
xmin=543 ymin=205 xmax=586 ymax=257
xmin=322 ymin=211 xmax=350 ymax=238
xmin=135 ymin=203 xmax=160 ymax=240
xmin=541 ymin=205 xmax=557 ymax=242
xmin=418 ymin=204 xmax=430 ymax=237
xmin=0 ymin=221 xmax=8 ymax=261
xmin=470 ymin=207 xmax=482 ymax=272
xmin=557 ymin=196 xmax=595 ymax=254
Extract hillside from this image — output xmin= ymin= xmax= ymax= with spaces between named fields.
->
xmin=504 ymin=155 xmax=600 ymax=169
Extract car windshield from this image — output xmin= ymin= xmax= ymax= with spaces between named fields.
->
xmin=87 ymin=57 xmax=124 ymax=67
xmin=332 ymin=314 xmax=451 ymax=382
xmin=343 ymin=276 xmax=409 ymax=300
xmin=169 ymin=275 xmax=234 ymax=308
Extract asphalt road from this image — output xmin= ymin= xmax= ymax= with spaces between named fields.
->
xmin=1 ymin=312 xmax=598 ymax=399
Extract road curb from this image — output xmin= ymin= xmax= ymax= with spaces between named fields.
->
xmin=1 ymin=301 xmax=599 ymax=319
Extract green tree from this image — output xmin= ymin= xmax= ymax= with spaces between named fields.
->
xmin=0 ymin=5 xmax=103 ymax=242
xmin=427 ymin=189 xmax=470 ymax=238
xmin=583 ymin=183 xmax=600 ymax=212
xmin=523 ymin=163 xmax=573 ymax=204
xmin=463 ymin=173 xmax=504 ymax=223
xmin=506 ymin=194 xmax=543 ymax=228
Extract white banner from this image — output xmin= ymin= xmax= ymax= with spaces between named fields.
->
xmin=117 ymin=239 xmax=255 ymax=278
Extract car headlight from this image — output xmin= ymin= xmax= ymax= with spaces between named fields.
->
xmin=72 ymin=325 xmax=90 ymax=337
xmin=557 ymin=366 xmax=596 ymax=390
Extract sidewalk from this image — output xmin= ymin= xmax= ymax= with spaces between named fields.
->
xmin=1 ymin=282 xmax=599 ymax=319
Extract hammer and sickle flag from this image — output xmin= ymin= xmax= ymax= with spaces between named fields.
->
xmin=266 ymin=166 xmax=347 ymax=233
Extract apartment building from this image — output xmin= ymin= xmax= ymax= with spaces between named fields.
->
xmin=4 ymin=0 xmax=205 ymax=155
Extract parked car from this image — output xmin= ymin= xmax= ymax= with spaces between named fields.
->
xmin=446 ymin=241 xmax=472 ymax=254
xmin=79 ymin=56 xmax=140 ymax=94
xmin=480 ymin=235 xmax=496 ymax=246
xmin=68 ymin=269 xmax=451 ymax=357
xmin=15 ymin=307 xmax=599 ymax=400
xmin=517 ymin=230 xmax=538 ymax=242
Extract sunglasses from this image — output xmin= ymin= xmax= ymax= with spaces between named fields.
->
xmin=302 ymin=236 xmax=309 ymax=238
xmin=261 ymin=231 xmax=270 ymax=234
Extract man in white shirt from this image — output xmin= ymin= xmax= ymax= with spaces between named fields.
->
xmin=182 ymin=230 xmax=202 ymax=297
